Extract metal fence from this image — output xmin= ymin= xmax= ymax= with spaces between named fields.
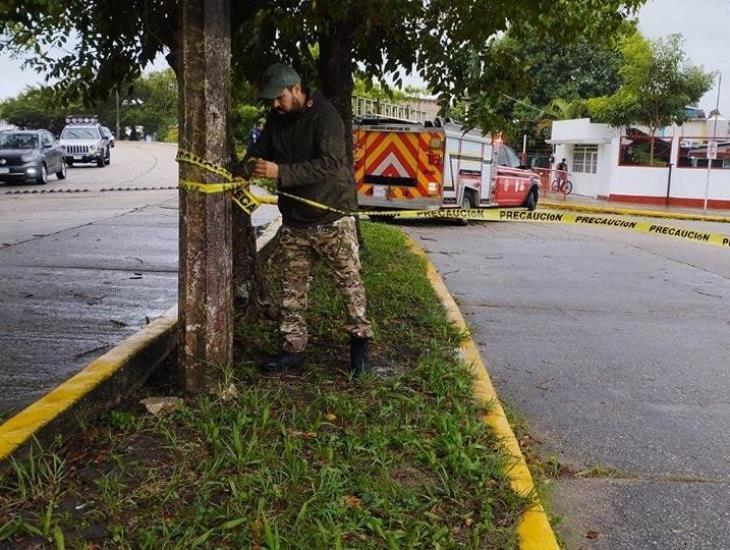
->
xmin=351 ymin=96 xmax=429 ymax=123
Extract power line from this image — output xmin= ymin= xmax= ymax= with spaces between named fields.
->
xmin=500 ymin=93 xmax=548 ymax=116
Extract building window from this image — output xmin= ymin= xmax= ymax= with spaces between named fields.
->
xmin=677 ymin=137 xmax=730 ymax=169
xmin=619 ymin=135 xmax=672 ymax=167
xmin=573 ymin=145 xmax=598 ymax=174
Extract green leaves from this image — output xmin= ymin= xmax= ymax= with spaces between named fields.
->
xmin=3 ymin=0 xmax=648 ymax=138
xmin=587 ymin=32 xmax=714 ymax=133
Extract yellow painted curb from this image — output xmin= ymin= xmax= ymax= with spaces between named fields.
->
xmin=540 ymin=200 xmax=730 ymax=224
xmin=0 ymin=306 xmax=178 ymax=461
xmin=405 ymin=234 xmax=560 ymax=550
xmin=0 ymin=217 xmax=283 ymax=462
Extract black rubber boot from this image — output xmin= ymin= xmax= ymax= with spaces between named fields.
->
xmin=350 ymin=335 xmax=372 ymax=376
xmin=262 ymin=351 xmax=305 ymax=373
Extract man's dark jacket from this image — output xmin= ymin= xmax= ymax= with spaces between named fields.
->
xmin=238 ymin=91 xmax=357 ymax=227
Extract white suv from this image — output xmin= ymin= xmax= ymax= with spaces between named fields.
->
xmin=60 ymin=116 xmax=111 ymax=168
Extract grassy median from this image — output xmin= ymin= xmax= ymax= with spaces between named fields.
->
xmin=0 ymin=222 xmax=529 ymax=548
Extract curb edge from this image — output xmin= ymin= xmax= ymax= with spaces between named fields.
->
xmin=540 ymin=200 xmax=730 ymax=224
xmin=404 ymin=233 xmax=560 ymax=550
xmin=0 ymin=217 xmax=282 ymax=462
xmin=0 ymin=307 xmax=178 ymax=461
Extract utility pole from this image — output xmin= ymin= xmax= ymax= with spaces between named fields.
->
xmin=703 ymin=72 xmax=722 ymax=212
xmin=178 ymin=0 xmax=233 ymax=391
xmin=115 ymin=89 xmax=121 ymax=140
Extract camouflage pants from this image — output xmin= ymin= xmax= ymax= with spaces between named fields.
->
xmin=279 ymin=216 xmax=372 ymax=353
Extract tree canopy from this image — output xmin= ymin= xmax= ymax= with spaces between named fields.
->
xmin=587 ymin=33 xmax=714 ymax=134
xmin=0 ymin=69 xmax=178 ymax=139
xmin=504 ymin=33 xmax=627 ymax=108
xmin=1 ymin=0 xmax=647 ymax=134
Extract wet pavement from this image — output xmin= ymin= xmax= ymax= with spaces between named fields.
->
xmin=0 ymin=142 xmax=277 ymax=417
xmin=404 ymin=213 xmax=730 ymax=549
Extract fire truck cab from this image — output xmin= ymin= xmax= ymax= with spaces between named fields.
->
xmin=354 ymin=117 xmax=539 ymax=212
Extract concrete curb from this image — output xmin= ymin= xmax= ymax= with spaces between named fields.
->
xmin=0 ymin=218 xmax=282 ymax=463
xmin=540 ymin=199 xmax=730 ymax=224
xmin=0 ymin=307 xmax=178 ymax=461
xmin=405 ymin=234 xmax=560 ymax=550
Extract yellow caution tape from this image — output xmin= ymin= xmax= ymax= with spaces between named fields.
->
xmin=232 ymin=187 xmax=261 ymax=215
xmin=250 ymin=193 xmax=730 ymax=248
xmin=389 ymin=208 xmax=730 ymax=248
xmin=176 ymin=149 xmax=233 ymax=181
xmin=276 ymin=189 xmax=350 ymax=215
xmin=179 ymin=179 xmax=248 ymax=194
xmin=174 ymin=151 xmax=730 ymax=248
xmin=176 ymin=149 xmax=242 ymax=196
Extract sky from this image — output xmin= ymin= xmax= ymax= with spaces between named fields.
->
xmin=0 ymin=0 xmax=729 ymax=112
xmin=636 ymin=0 xmax=730 ymax=112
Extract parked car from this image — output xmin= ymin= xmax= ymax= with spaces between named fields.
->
xmin=101 ymin=126 xmax=115 ymax=148
xmin=0 ymin=130 xmax=67 ymax=184
xmin=59 ymin=116 xmax=111 ymax=167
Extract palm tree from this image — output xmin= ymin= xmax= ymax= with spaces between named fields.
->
xmin=536 ymin=98 xmax=588 ymax=138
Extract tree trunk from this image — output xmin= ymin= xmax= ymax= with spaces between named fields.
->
xmin=319 ymin=22 xmax=366 ymax=246
xmin=177 ymin=0 xmax=233 ymax=392
xmin=318 ymin=23 xmax=355 ymax=164
xmin=649 ymin=128 xmax=656 ymax=166
xmin=231 ymin=174 xmax=260 ymax=309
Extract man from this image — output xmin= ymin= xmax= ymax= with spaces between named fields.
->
xmin=556 ymin=158 xmax=568 ymax=184
xmin=247 ymin=120 xmax=264 ymax=150
xmin=236 ymin=63 xmax=372 ymax=375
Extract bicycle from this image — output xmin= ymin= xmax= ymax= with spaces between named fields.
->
xmin=551 ymin=177 xmax=573 ymax=195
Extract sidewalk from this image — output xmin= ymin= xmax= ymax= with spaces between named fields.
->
xmin=541 ymin=192 xmax=730 ymax=221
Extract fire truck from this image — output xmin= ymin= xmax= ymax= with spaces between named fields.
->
xmin=354 ymin=117 xmax=539 ymax=212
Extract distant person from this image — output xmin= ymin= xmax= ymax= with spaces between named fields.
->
xmin=557 ymin=158 xmax=568 ymax=183
xmin=247 ymin=120 xmax=264 ymax=150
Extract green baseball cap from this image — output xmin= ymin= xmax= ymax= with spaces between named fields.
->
xmin=259 ymin=63 xmax=301 ymax=100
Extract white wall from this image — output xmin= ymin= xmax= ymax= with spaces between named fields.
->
xmin=597 ymin=141 xmax=615 ymax=197
xmin=672 ymin=166 xmax=730 ymax=201
xmin=607 ymin=132 xmax=730 ymax=203
xmin=609 ymin=165 xmax=671 ymax=197
xmin=551 ymin=118 xmax=730 ymax=205
xmin=551 ymin=119 xmax=613 ymax=143
xmin=554 ymin=142 xmax=613 ymax=198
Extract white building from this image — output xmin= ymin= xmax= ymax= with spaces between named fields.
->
xmin=549 ymin=116 xmax=730 ymax=209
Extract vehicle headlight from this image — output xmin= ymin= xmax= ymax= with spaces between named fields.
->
xmin=88 ymin=145 xmax=97 ymax=152
xmin=21 ymin=153 xmax=39 ymax=162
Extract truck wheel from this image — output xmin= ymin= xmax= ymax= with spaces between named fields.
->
xmin=525 ymin=188 xmax=538 ymax=211
xmin=460 ymin=193 xmax=474 ymax=210
xmin=97 ymin=153 xmax=105 ymax=167
xmin=457 ymin=192 xmax=474 ymax=225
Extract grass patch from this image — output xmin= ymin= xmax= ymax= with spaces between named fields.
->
xmin=0 ymin=222 xmax=530 ymax=548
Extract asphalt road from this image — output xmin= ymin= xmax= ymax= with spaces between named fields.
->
xmin=0 ymin=142 xmax=276 ymax=417
xmin=404 ymin=216 xmax=730 ymax=549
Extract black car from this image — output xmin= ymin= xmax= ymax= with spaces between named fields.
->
xmin=0 ymin=130 xmax=67 ymax=184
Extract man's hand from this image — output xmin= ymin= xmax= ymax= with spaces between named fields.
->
xmin=252 ymin=159 xmax=279 ymax=179
xmin=231 ymin=175 xmax=250 ymax=189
